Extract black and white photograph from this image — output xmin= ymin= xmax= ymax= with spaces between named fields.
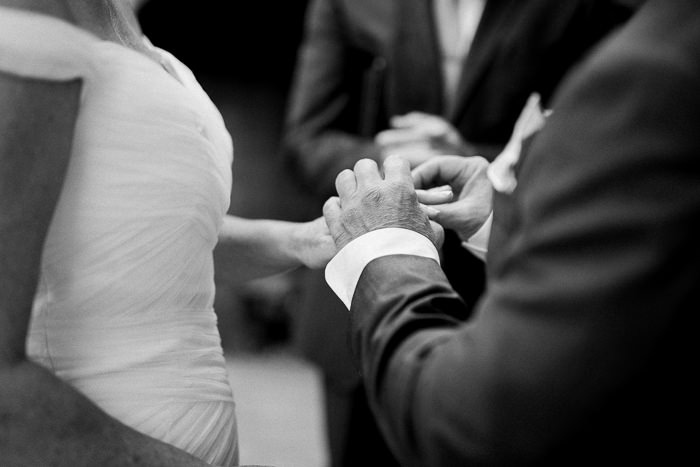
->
xmin=1 ymin=1 xmax=696 ymax=466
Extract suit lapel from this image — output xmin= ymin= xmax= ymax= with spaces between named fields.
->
xmin=449 ymin=0 xmax=516 ymax=121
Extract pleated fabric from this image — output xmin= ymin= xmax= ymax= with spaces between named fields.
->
xmin=1 ymin=7 xmax=238 ymax=466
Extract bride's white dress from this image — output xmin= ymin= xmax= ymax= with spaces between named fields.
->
xmin=0 ymin=7 xmax=238 ymax=466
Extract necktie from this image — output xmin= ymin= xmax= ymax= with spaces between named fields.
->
xmin=387 ymin=0 xmax=444 ymax=117
xmin=436 ymin=0 xmax=463 ymax=107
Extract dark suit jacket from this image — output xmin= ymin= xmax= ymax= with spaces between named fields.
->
xmin=350 ymin=1 xmax=699 ymax=465
xmin=283 ymin=0 xmax=633 ymax=196
xmin=283 ymin=0 xmax=633 ymax=388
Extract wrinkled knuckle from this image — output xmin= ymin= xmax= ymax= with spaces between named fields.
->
xmin=362 ymin=186 xmax=385 ymax=206
xmin=342 ymin=205 xmax=364 ymax=225
xmin=386 ymin=181 xmax=416 ymax=202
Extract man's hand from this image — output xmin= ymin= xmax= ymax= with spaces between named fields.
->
xmin=324 ymin=157 xmax=443 ymax=250
xmin=412 ymin=155 xmax=493 ymax=241
xmin=375 ymin=112 xmax=474 ymax=167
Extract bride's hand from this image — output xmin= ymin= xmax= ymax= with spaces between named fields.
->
xmin=292 ymin=216 xmax=338 ymax=269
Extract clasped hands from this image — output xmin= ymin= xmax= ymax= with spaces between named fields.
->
xmin=313 ymin=96 xmax=546 ymax=261
xmin=375 ymin=112 xmax=475 ymax=168
xmin=298 ymin=111 xmax=488 ymax=267
xmin=323 ymin=154 xmax=493 ymax=251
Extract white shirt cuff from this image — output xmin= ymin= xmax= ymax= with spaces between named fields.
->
xmin=461 ymin=212 xmax=492 ymax=261
xmin=325 ymin=228 xmax=440 ymax=309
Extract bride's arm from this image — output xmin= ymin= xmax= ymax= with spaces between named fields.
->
xmin=0 ymin=73 xmax=211 ymax=466
xmin=214 ymin=214 xmax=336 ymax=285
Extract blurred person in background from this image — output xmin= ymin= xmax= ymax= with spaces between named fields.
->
xmin=0 ymin=0 xmax=334 ymax=465
xmin=282 ymin=1 xmax=635 ymax=465
xmin=322 ymin=1 xmax=697 ymax=464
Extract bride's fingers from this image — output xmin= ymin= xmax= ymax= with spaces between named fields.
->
xmin=323 ymin=197 xmax=342 ymax=235
xmin=335 ymin=169 xmax=356 ymax=199
xmin=416 ymin=187 xmax=453 ymax=205
xmin=425 ymin=185 xmax=453 ymax=192
xmin=430 ymin=220 xmax=445 ymax=249
xmin=420 ymin=203 xmax=442 ymax=218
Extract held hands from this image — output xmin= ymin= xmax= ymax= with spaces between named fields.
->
xmin=292 ymin=216 xmax=338 ymax=269
xmin=413 ymin=155 xmax=493 ymax=241
xmin=323 ymin=157 xmax=444 ymax=250
xmin=375 ymin=112 xmax=472 ymax=168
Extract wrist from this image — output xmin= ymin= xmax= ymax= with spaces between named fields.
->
xmin=287 ymin=221 xmax=307 ymax=267
xmin=459 ymin=211 xmax=492 ymax=244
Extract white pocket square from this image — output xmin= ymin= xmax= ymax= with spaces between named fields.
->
xmin=487 ymin=93 xmax=551 ymax=194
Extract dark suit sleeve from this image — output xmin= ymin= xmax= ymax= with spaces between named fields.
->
xmin=281 ymin=0 xmax=382 ymax=198
xmin=350 ymin=19 xmax=700 ymax=466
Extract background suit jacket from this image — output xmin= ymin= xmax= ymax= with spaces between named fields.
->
xmin=283 ymin=0 xmax=633 ymax=388
xmin=283 ymin=0 xmax=633 ymax=196
xmin=349 ymin=0 xmax=698 ymax=464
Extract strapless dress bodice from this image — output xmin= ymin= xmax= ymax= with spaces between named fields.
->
xmin=0 ymin=7 xmax=238 ymax=466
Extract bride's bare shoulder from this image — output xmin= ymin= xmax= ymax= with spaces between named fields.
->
xmin=0 ymin=0 xmax=73 ymax=22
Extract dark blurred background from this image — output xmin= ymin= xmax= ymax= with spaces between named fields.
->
xmin=139 ymin=0 xmax=315 ymax=353
xmin=140 ymin=0 xmax=308 ymax=87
